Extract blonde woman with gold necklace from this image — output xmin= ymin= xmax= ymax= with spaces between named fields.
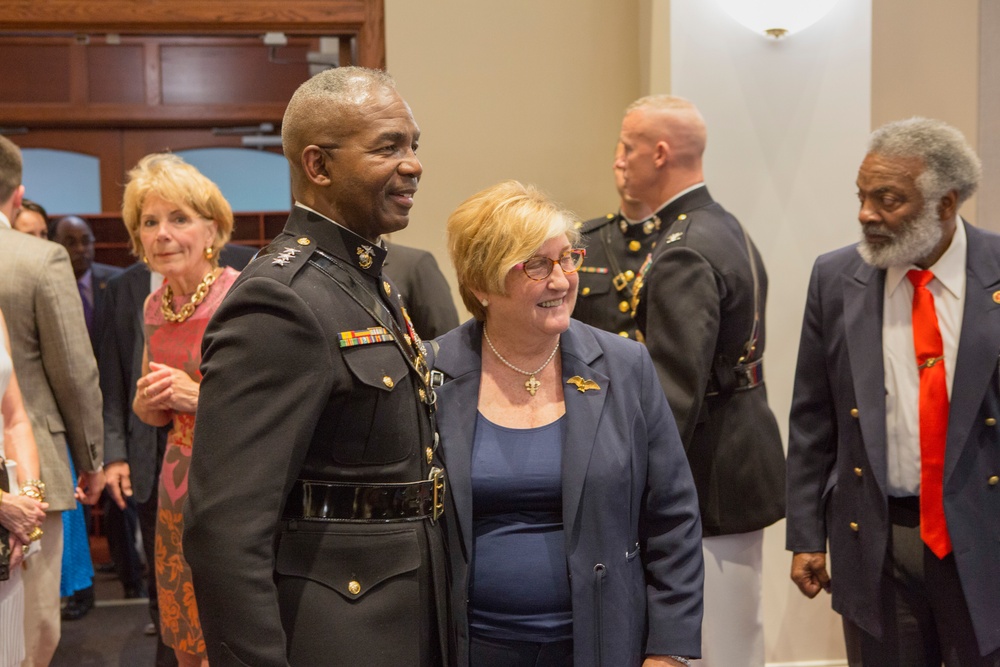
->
xmin=126 ymin=154 xmax=238 ymax=667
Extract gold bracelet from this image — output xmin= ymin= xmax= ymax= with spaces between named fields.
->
xmin=20 ymin=479 xmax=45 ymax=502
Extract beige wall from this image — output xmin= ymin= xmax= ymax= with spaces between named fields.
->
xmin=385 ymin=2 xmax=987 ymax=664
xmin=872 ymin=0 xmax=981 ymax=225
xmin=385 ymin=0 xmax=642 ymax=311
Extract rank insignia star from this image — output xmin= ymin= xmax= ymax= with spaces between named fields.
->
xmin=357 ymin=245 xmax=375 ymax=269
xmin=272 ymin=246 xmax=302 ymax=267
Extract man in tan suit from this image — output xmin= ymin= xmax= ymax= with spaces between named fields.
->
xmin=0 ymin=136 xmax=104 ymax=666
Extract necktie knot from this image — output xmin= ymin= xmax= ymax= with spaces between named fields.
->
xmin=907 ymin=269 xmax=934 ymax=290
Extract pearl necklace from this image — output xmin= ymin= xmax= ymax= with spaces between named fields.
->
xmin=483 ymin=327 xmax=560 ymax=397
xmin=161 ymin=269 xmax=218 ymax=323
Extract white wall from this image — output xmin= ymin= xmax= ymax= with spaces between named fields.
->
xmin=668 ymin=0 xmax=872 ymax=664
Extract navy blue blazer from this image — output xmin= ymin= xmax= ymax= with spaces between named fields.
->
xmin=432 ymin=319 xmax=704 ymax=666
xmin=787 ymin=221 xmax=1000 ymax=656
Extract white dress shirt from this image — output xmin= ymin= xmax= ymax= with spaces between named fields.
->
xmin=883 ymin=217 xmax=966 ymax=495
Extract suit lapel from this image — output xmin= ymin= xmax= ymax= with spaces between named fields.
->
xmin=432 ymin=323 xmax=483 ymax=561
xmin=946 ymin=223 xmax=1000 ymax=483
xmin=843 ymin=261 xmax=889 ymax=492
xmin=559 ymin=324 xmax=607 ymax=544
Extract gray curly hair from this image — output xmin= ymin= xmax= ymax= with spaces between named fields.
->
xmin=868 ymin=117 xmax=981 ymax=205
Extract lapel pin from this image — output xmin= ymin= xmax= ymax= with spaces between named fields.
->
xmin=566 ymin=376 xmax=601 ymax=393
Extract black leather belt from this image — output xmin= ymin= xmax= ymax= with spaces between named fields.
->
xmin=285 ymin=472 xmax=445 ymax=524
xmin=888 ymin=495 xmax=920 ymax=528
xmin=706 ymin=358 xmax=764 ymax=397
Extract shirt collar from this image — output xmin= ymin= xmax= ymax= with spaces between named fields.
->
xmin=293 ymin=202 xmax=385 ymax=250
xmin=886 ymin=216 xmax=966 ymax=298
xmin=0 ymin=210 xmax=10 ymax=230
xmin=652 ymin=182 xmax=706 ymax=214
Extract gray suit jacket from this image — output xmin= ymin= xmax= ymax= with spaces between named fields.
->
xmin=432 ymin=319 xmax=704 ymax=666
xmin=0 ymin=229 xmax=103 ymax=510
xmin=787 ymin=221 xmax=1000 ymax=655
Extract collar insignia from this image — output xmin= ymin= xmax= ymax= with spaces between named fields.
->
xmin=664 ymin=232 xmax=684 ymax=244
xmin=356 ymin=245 xmax=375 ymax=269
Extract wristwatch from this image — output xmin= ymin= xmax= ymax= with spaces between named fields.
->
xmin=667 ymin=657 xmax=692 ymax=667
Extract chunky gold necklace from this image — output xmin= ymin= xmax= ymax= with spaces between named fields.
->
xmin=483 ymin=327 xmax=560 ymax=397
xmin=161 ymin=269 xmax=218 ymax=323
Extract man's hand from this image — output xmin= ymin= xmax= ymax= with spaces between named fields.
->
xmin=75 ymin=468 xmax=106 ymax=505
xmin=104 ymin=461 xmax=132 ymax=509
xmin=644 ymin=657 xmax=688 ymax=667
xmin=791 ymin=551 xmax=831 ymax=598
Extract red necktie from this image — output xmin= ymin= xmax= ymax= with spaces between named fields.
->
xmin=907 ymin=269 xmax=952 ymax=558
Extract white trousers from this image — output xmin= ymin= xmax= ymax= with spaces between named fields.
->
xmin=694 ymin=530 xmax=765 ymax=667
xmin=20 ymin=512 xmax=62 ymax=667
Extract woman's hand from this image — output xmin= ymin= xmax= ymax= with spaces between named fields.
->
xmin=0 ymin=491 xmax=47 ymax=545
xmin=136 ymin=361 xmax=200 ymax=416
xmin=8 ymin=535 xmax=25 ymax=570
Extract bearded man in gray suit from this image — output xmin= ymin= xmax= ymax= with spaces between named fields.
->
xmin=0 ymin=135 xmax=104 ymax=666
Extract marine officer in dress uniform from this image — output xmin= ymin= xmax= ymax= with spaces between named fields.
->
xmin=184 ymin=66 xmax=451 ymax=667
xmin=617 ymin=95 xmax=786 ymax=667
xmin=574 ymin=143 xmax=656 ymax=340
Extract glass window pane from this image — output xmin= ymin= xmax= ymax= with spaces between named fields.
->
xmin=21 ymin=148 xmax=102 ymax=215
xmin=175 ymin=148 xmax=290 ymax=212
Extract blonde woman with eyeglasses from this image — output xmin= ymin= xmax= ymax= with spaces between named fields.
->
xmin=431 ymin=180 xmax=704 ymax=667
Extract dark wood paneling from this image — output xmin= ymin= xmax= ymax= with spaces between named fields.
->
xmin=160 ymin=44 xmax=311 ymax=106
xmin=88 ymin=45 xmax=145 ymax=105
xmin=0 ymin=1 xmax=371 ymax=35
xmin=0 ymin=44 xmax=72 ymax=103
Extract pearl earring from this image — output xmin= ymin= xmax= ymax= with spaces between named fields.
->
xmin=481 ymin=298 xmax=489 ymax=307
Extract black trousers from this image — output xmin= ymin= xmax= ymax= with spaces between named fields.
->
xmin=844 ymin=497 xmax=1000 ymax=667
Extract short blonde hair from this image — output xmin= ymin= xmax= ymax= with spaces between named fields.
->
xmin=447 ymin=180 xmax=580 ymax=321
xmin=121 ymin=153 xmax=234 ymax=264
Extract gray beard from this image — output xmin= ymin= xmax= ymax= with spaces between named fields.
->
xmin=857 ymin=205 xmax=943 ymax=269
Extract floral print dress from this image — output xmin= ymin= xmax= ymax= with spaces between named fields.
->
xmin=145 ymin=267 xmax=238 ymax=657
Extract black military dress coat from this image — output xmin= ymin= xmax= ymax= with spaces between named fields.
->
xmin=633 ymin=186 xmax=785 ymax=536
xmin=184 ymin=206 xmax=450 ymax=667
xmin=574 ymin=212 xmax=660 ymax=340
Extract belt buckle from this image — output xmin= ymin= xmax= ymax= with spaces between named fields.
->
xmin=612 ymin=273 xmax=629 ymax=291
xmin=429 ymin=467 xmax=445 ymax=523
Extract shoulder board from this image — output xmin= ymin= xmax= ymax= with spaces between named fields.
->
xmin=251 ymin=235 xmax=317 ymax=285
xmin=578 ymin=213 xmax=617 ymax=235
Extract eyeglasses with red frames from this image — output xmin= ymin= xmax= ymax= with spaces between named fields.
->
xmin=514 ymin=249 xmax=586 ymax=281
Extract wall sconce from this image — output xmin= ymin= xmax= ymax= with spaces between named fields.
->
xmin=716 ymin=0 xmax=842 ymax=39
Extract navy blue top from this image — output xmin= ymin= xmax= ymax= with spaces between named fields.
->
xmin=469 ymin=412 xmax=572 ymax=642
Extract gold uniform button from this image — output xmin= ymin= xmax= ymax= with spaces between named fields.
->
xmin=624 ymin=269 xmax=635 ymax=281
xmin=986 ymin=417 xmax=997 ymax=426
xmin=989 ymin=475 xmax=999 ymax=486
xmin=348 ymin=580 xmax=361 ymax=595
xmin=854 ymin=467 xmax=863 ymax=477
xmin=618 ymin=331 xmax=629 ymax=338
xmin=628 ymin=240 xmax=641 ymax=252
xmin=581 ymin=287 xmax=591 ymax=296
xmin=850 ymin=408 xmax=859 ymax=418
xmin=426 ymin=447 xmax=434 ymax=464
xmin=849 ymin=522 xmax=859 ymax=532
xmin=382 ymin=376 xmax=394 ymax=389
xmin=677 ymin=214 xmax=687 ymax=221
xmin=296 ymin=237 xmax=311 ymax=246
xmin=618 ymin=301 xmax=630 ymax=313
